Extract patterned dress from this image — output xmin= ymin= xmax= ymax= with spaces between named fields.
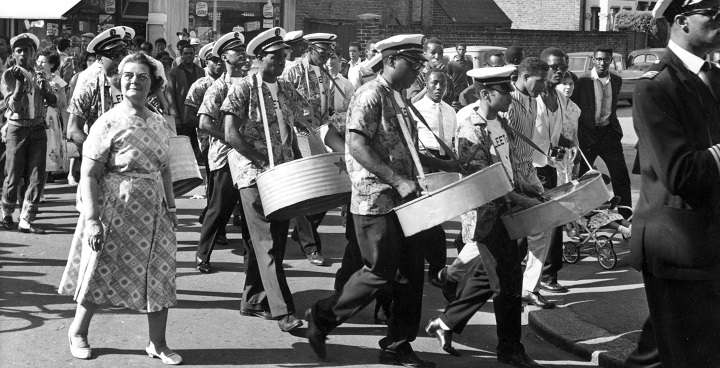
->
xmin=58 ymin=109 xmax=176 ymax=313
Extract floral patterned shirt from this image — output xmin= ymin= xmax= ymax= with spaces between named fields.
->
xmin=185 ymin=75 xmax=215 ymax=153
xmin=198 ymin=74 xmax=236 ymax=171
xmin=67 ymin=66 xmax=123 ymax=129
xmin=282 ymin=56 xmax=333 ymax=130
xmin=221 ymin=73 xmax=310 ymax=188
xmin=346 ymin=76 xmax=417 ymax=216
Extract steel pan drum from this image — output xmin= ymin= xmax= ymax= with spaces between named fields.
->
xmin=421 ymin=172 xmax=462 ymax=192
xmin=257 ymin=152 xmax=351 ymax=220
xmin=168 ymin=136 xmax=203 ymax=197
xmin=501 ymin=173 xmax=609 ymax=240
xmin=394 ymin=162 xmax=512 ymax=237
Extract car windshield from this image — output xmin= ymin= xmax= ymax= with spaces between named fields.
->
xmin=568 ymin=57 xmax=587 ymax=73
xmin=612 ymin=55 xmax=624 ymax=71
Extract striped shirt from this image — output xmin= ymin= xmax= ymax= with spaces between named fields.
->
xmin=500 ymin=89 xmax=537 ymax=181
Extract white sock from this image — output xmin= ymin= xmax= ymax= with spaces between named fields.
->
xmin=19 ymin=219 xmax=31 ymax=229
xmin=438 ymin=319 xmax=451 ymax=331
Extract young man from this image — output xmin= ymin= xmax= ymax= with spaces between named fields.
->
xmin=222 ymin=27 xmax=311 ymax=333
xmin=407 ymin=38 xmax=456 ymax=107
xmin=306 ymin=34 xmax=459 ymax=368
xmin=326 ymin=47 xmax=355 ymax=128
xmin=0 ymin=33 xmax=56 ymax=234
xmin=154 ymin=37 xmax=168 ymax=58
xmin=459 ymin=52 xmax=507 ymax=107
xmin=346 ymin=42 xmax=363 ymax=79
xmin=447 ymin=43 xmax=472 ymax=103
xmin=425 ymin=65 xmax=545 ymax=368
xmin=56 ymin=38 xmax=76 ymax=85
xmin=571 ymin=45 xmax=632 ymax=218
xmin=282 ymin=32 xmax=336 ymax=266
xmin=167 ymin=42 xmax=205 ymax=159
xmin=194 ymin=32 xmax=250 ymax=274
xmin=625 ymin=0 xmax=720 ymax=366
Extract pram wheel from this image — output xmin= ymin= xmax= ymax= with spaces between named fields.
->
xmin=597 ymin=246 xmax=617 ymax=270
xmin=562 ymin=242 xmax=580 ymax=264
xmin=595 ymin=235 xmax=613 ymax=249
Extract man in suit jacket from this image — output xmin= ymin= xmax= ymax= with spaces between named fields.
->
xmin=166 ymin=43 xmax=205 ymax=159
xmin=571 ymin=45 xmax=632 ymax=217
xmin=625 ymin=0 xmax=720 ymax=366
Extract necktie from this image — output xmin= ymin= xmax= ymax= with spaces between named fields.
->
xmin=701 ymin=61 xmax=720 ymax=102
xmin=437 ymin=103 xmax=445 ymax=156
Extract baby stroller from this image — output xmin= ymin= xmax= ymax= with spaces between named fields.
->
xmin=561 ymin=196 xmax=633 ymax=270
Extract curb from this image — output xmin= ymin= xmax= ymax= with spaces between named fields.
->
xmin=528 ymin=307 xmax=637 ymax=368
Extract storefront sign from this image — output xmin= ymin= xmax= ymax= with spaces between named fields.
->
xmin=232 ymin=26 xmax=244 ymax=33
xmin=245 ymin=21 xmax=261 ymax=32
xmin=105 ymin=0 xmax=116 ymax=14
xmin=263 ymin=1 xmax=274 ymax=18
xmin=262 ymin=19 xmax=274 ymax=29
xmin=189 ymin=16 xmax=195 ymax=29
xmin=196 ymin=2 xmax=208 ymax=17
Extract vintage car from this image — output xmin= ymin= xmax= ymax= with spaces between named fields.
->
xmin=443 ymin=46 xmax=507 ymax=69
xmin=627 ymin=48 xmax=666 ymax=71
xmin=568 ymin=51 xmax=642 ymax=104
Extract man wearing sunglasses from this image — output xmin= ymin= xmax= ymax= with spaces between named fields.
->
xmin=624 ymin=0 xmax=720 ymax=366
xmin=282 ymin=33 xmax=335 ymax=267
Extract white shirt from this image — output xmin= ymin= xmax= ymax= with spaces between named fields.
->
xmin=533 ymin=93 xmax=564 ymax=167
xmin=412 ymin=95 xmax=457 ymax=153
xmin=591 ymin=67 xmax=612 ymax=126
xmin=264 ymin=81 xmax=289 ymax=144
xmin=668 ymin=40 xmax=707 ymax=75
xmin=486 ymin=118 xmax=513 ymax=182
xmin=309 ymin=64 xmax=327 ymax=114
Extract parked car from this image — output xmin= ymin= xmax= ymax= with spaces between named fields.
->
xmin=443 ymin=46 xmax=507 ymax=69
xmin=627 ymin=48 xmax=666 ymax=71
xmin=568 ymin=51 xmax=641 ymax=104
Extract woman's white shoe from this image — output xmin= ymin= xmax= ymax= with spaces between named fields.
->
xmin=146 ymin=343 xmax=182 ymax=365
xmin=68 ymin=335 xmax=92 ymax=359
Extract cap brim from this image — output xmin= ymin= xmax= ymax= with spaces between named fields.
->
xmin=398 ymin=50 xmax=428 ymax=62
xmin=96 ymin=40 xmax=127 ymax=54
xmin=264 ymin=42 xmax=290 ymax=54
xmin=224 ymin=39 xmax=246 ymax=51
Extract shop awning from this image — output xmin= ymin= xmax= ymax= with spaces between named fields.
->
xmin=1 ymin=0 xmax=82 ymax=20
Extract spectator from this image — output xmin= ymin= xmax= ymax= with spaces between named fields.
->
xmin=555 ymin=71 xmax=581 ymax=184
xmin=56 ymin=38 xmax=76 ymax=85
xmin=459 ymin=51 xmax=506 ymax=106
xmin=166 ymin=42 xmax=205 ymax=159
xmin=447 ymin=43 xmax=472 ymax=103
xmin=406 ymin=37 xmax=456 ymax=107
xmin=326 ymin=47 xmax=355 ymax=129
xmin=346 ymin=42 xmax=363 ymax=79
xmin=170 ymin=39 xmax=190 ymax=68
xmin=36 ymin=49 xmax=67 ymax=180
xmin=154 ymin=37 xmax=174 ymax=59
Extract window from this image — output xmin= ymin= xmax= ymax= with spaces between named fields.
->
xmin=591 ymin=7 xmax=600 ymax=31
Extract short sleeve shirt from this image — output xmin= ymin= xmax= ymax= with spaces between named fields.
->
xmin=67 ymin=67 xmax=123 ymax=128
xmin=185 ymin=75 xmax=215 ymax=152
xmin=198 ymin=75 xmax=234 ymax=171
xmin=282 ymin=57 xmax=333 ymax=129
xmin=346 ymin=76 xmax=416 ymax=215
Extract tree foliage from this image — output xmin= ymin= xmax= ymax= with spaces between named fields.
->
xmin=614 ymin=11 xmax=668 ymax=48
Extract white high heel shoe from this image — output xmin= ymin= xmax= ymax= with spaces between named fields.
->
xmin=68 ymin=335 xmax=92 ymax=359
xmin=146 ymin=343 xmax=182 ymax=365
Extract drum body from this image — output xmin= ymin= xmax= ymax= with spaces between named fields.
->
xmin=168 ymin=136 xmax=203 ymax=197
xmin=394 ymin=163 xmax=513 ymax=237
xmin=256 ymin=152 xmax=351 ymax=220
xmin=421 ymin=172 xmax=462 ymax=192
xmin=501 ymin=173 xmax=609 ymax=240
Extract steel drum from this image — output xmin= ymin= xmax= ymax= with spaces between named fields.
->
xmin=501 ymin=173 xmax=610 ymax=240
xmin=394 ymin=162 xmax=513 ymax=237
xmin=421 ymin=172 xmax=462 ymax=192
xmin=168 ymin=136 xmax=203 ymax=197
xmin=256 ymin=152 xmax=351 ymax=220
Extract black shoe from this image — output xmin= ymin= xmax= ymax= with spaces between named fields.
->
xmin=425 ymin=318 xmax=460 ymax=356
xmin=278 ymin=314 xmax=303 ymax=332
xmin=440 ymin=268 xmax=458 ymax=303
xmin=215 ymin=234 xmax=229 ymax=245
xmin=233 ymin=215 xmax=242 ymax=227
xmin=497 ymin=349 xmax=545 ymax=368
xmin=539 ymin=281 xmax=568 ymax=293
xmin=2 ymin=215 xmax=15 ymax=230
xmin=196 ymin=260 xmax=211 ymax=273
xmin=18 ymin=223 xmax=46 ymax=234
xmin=307 ymin=251 xmax=325 ymax=266
xmin=240 ymin=308 xmax=274 ymax=320
xmin=522 ymin=292 xmax=556 ymax=309
xmin=428 ymin=269 xmax=442 ymax=288
xmin=198 ymin=212 xmax=205 ymax=224
xmin=305 ymin=307 xmax=327 ymax=359
xmin=379 ymin=346 xmax=436 ymax=368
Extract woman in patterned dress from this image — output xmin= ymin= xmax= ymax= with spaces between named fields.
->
xmin=58 ymin=53 xmax=181 ymax=365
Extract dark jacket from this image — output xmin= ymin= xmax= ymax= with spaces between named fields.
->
xmin=631 ymin=48 xmax=720 ymax=280
xmin=166 ymin=63 xmax=205 ymax=123
xmin=571 ymin=70 xmax=623 ymax=147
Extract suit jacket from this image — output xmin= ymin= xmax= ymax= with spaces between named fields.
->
xmin=571 ymin=70 xmax=623 ymax=147
xmin=631 ymin=48 xmax=720 ymax=280
xmin=166 ymin=63 xmax=205 ymax=123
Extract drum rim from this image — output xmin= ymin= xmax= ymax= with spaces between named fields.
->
xmin=256 ymin=152 xmax=346 ymax=178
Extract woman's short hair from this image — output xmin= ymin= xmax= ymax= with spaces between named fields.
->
xmin=78 ymin=51 xmax=96 ymax=71
xmin=37 ymin=49 xmax=61 ymax=73
xmin=117 ymin=53 xmax=165 ymax=93
xmin=564 ymin=70 xmax=579 ymax=84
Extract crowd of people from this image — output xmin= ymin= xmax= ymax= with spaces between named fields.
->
xmin=1 ymin=0 xmax=719 ymax=366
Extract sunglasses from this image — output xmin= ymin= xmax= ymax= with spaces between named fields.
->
xmin=486 ymin=84 xmax=513 ymax=95
xmin=683 ymin=7 xmax=720 ymax=21
xmin=396 ymin=55 xmax=424 ymax=71
xmin=312 ymin=47 xmax=335 ymax=58
xmin=549 ymin=63 xmax=569 ymax=72
xmin=102 ymin=48 xmax=128 ymax=60
xmin=207 ymin=56 xmax=221 ymax=64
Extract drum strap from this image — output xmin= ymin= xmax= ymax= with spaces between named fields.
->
xmin=255 ymin=73 xmax=275 ymax=168
xmin=404 ymin=100 xmax=462 ymax=168
xmin=497 ymin=119 xmax=553 ymax=161
xmin=391 ymin=91 xmax=427 ymax=188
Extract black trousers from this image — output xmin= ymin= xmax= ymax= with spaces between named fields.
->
xmin=536 ymin=165 xmax=563 ymax=281
xmin=240 ymin=185 xmax=294 ymax=317
xmin=580 ymin=127 xmax=632 ymax=218
xmin=195 ymin=164 xmax=249 ymax=263
xmin=314 ymin=212 xmax=424 ymax=352
xmin=418 ymin=225 xmax=447 ymax=279
xmin=630 ymin=271 xmax=720 ymax=367
xmin=178 ymin=124 xmax=200 ymax=162
xmin=438 ymin=217 xmax=523 ymax=354
xmin=293 ymin=212 xmax=326 ymax=254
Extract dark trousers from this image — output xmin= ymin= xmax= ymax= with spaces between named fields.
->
xmin=580 ymin=128 xmax=632 ymax=218
xmin=439 ymin=217 xmax=523 ymax=354
xmin=293 ymin=212 xmax=326 ymax=254
xmin=240 ymin=185 xmax=293 ymax=317
xmin=178 ymin=124 xmax=200 ymax=162
xmin=536 ymin=165 xmax=563 ymax=281
xmin=419 ymin=225 xmax=448 ymax=279
xmin=195 ymin=164 xmax=248 ymax=263
xmin=623 ymin=318 xmax=661 ymax=368
xmin=2 ymin=125 xmax=46 ymax=222
xmin=632 ymin=271 xmax=720 ymax=367
xmin=314 ymin=212 xmax=425 ymax=352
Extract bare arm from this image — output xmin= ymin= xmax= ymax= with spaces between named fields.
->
xmin=79 ymin=157 xmax=106 ymax=251
xmin=224 ymin=113 xmax=268 ymax=168
xmin=183 ymin=105 xmax=200 ymax=129
xmin=67 ymin=113 xmax=87 ymax=146
xmin=419 ymin=153 xmax=461 ymax=173
xmin=199 ymin=114 xmax=224 ymax=141
xmin=323 ymin=124 xmax=345 ymax=153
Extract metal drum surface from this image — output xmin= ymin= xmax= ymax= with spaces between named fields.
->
xmin=256 ymin=152 xmax=351 ymax=220
xmin=421 ymin=172 xmax=462 ymax=192
xmin=168 ymin=136 xmax=203 ymax=197
xmin=394 ymin=162 xmax=512 ymax=237
xmin=501 ymin=173 xmax=609 ymax=240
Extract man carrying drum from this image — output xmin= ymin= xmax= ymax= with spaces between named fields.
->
xmin=425 ymin=66 xmax=546 ymax=368
xmin=222 ymin=27 xmax=312 ymax=333
xmin=305 ymin=34 xmax=459 ymax=368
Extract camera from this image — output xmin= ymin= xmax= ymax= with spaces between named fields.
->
xmin=549 ymin=146 xmax=566 ymax=160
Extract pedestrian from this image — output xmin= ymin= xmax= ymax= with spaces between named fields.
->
xmin=222 ymin=27 xmax=310 ymax=332
xmin=407 ymin=37 xmax=456 ymax=106
xmin=326 ymin=46 xmax=355 ymax=128
xmin=56 ymin=38 xmax=76 ymax=85
xmin=555 ymin=71 xmax=581 ymax=184
xmin=571 ymin=44 xmax=632 ymax=218
xmin=154 ymin=37 xmax=170 ymax=58
xmin=194 ymin=32 xmax=252 ymax=274
xmin=166 ymin=41 xmax=205 ymax=159
xmin=447 ymin=43 xmax=472 ymax=103
xmin=625 ymin=0 xmax=720 ymax=366
xmin=306 ymin=34 xmax=460 ymax=368
xmin=58 ymin=52 xmax=181 ymax=364
xmin=1 ymin=33 xmax=56 ymax=234
xmin=426 ymin=65 xmax=545 ymax=368
xmin=36 ymin=49 xmax=67 ymax=182
xmin=346 ymin=42 xmax=363 ymax=78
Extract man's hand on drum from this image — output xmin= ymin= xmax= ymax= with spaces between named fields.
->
xmin=85 ymin=219 xmax=105 ymax=252
xmin=508 ymin=192 xmax=542 ymax=209
xmin=394 ymin=177 xmax=422 ymax=199
xmin=517 ymin=182 xmax=544 ymax=197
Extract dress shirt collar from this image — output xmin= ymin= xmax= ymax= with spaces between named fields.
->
xmin=420 ymin=94 xmax=444 ymax=107
xmin=668 ymin=40 xmax=706 ymax=75
xmin=591 ymin=67 xmax=610 ymax=84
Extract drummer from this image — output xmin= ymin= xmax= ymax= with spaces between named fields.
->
xmin=305 ymin=34 xmax=459 ymax=367
xmin=281 ymin=33 xmax=336 ymax=266
xmin=222 ymin=27 xmax=311 ymax=333
xmin=424 ymin=66 xmax=546 ymax=368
